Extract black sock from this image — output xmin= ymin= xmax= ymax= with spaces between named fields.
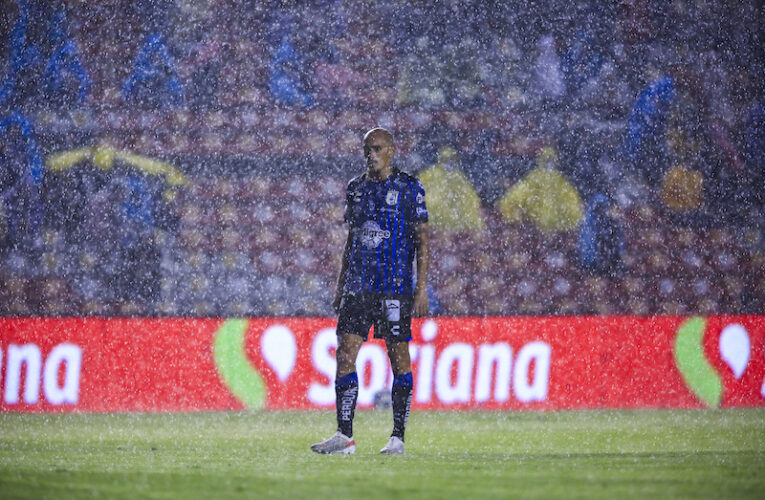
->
xmin=391 ymin=372 xmax=413 ymax=441
xmin=335 ymin=372 xmax=358 ymax=438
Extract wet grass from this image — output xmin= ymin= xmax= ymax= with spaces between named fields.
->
xmin=1 ymin=409 xmax=764 ymax=499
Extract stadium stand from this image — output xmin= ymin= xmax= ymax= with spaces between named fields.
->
xmin=0 ymin=0 xmax=762 ymax=317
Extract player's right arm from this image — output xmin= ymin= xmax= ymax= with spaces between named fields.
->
xmin=413 ymin=222 xmax=429 ymax=317
xmin=333 ymin=230 xmax=353 ymax=312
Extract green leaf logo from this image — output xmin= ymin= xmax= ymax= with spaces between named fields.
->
xmin=214 ymin=318 xmax=266 ymax=409
xmin=673 ymin=316 xmax=722 ymax=408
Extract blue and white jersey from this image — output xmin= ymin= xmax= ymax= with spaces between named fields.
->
xmin=343 ymin=168 xmax=428 ymax=296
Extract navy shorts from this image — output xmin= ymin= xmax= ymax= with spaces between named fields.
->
xmin=336 ymin=293 xmax=412 ymax=343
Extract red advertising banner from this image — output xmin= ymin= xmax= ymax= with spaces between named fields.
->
xmin=1 ymin=316 xmax=764 ymax=413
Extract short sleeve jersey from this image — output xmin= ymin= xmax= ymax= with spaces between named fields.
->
xmin=343 ymin=168 xmax=428 ymax=296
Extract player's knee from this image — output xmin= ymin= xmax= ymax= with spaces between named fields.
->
xmin=390 ymin=360 xmax=412 ymax=376
xmin=336 ymin=357 xmax=356 ymax=377
xmin=335 ymin=352 xmax=355 ymax=376
xmin=336 ymin=335 xmax=363 ymax=376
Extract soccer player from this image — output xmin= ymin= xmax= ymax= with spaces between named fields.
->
xmin=311 ymin=127 xmax=429 ymax=455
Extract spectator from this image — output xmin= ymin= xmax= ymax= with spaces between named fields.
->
xmin=578 ymin=193 xmax=625 ymax=276
xmin=418 ymin=146 xmax=485 ymax=234
xmin=84 ymin=172 xmax=171 ymax=313
xmin=623 ymin=70 xmax=676 ymax=185
xmin=578 ymin=59 xmax=632 ymax=119
xmin=463 ymin=129 xmax=507 ymax=204
xmin=46 ymin=2 xmax=68 ymax=48
xmin=113 ymin=174 xmax=162 ymax=309
xmin=0 ymin=0 xmax=43 ymax=107
xmin=660 ymin=162 xmax=706 ymax=223
xmin=561 ymin=29 xmax=604 ymax=95
xmin=497 ymin=147 xmax=584 ymax=232
xmin=42 ymin=39 xmax=91 ymax=108
xmin=531 ymin=34 xmax=566 ymax=105
xmin=268 ymin=34 xmax=314 ymax=108
xmin=557 ymin=125 xmax=608 ymax=201
xmin=44 ymin=165 xmax=105 ymax=245
xmin=178 ymin=21 xmax=229 ymax=110
xmin=0 ymin=111 xmax=44 ymax=251
xmin=84 ymin=174 xmax=121 ymax=311
xmin=122 ymin=33 xmax=185 ymax=109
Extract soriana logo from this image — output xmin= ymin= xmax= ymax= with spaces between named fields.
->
xmin=211 ymin=318 xmax=553 ymax=411
xmin=1 ymin=316 xmax=764 ymax=412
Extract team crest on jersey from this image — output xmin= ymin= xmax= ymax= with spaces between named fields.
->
xmin=386 ymin=190 xmax=399 ymax=205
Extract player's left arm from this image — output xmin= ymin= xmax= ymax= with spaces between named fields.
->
xmin=413 ymin=222 xmax=429 ymax=317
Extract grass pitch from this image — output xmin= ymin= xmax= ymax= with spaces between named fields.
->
xmin=1 ymin=409 xmax=763 ymax=499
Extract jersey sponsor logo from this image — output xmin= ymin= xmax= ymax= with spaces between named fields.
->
xmin=386 ymin=190 xmax=399 ymax=205
xmin=384 ymin=299 xmax=401 ymax=322
xmin=360 ymin=220 xmax=391 ymax=249
xmin=416 ymin=193 xmax=424 ymax=204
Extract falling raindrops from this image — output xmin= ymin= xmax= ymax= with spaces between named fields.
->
xmin=0 ymin=0 xmax=760 ymax=320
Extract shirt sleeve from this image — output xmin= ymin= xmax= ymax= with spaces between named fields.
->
xmin=412 ymin=178 xmax=428 ymax=224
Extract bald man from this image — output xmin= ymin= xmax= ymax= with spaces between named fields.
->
xmin=311 ymin=128 xmax=430 ymax=455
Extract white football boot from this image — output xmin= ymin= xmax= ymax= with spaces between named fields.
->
xmin=379 ymin=436 xmax=405 ymax=455
xmin=311 ymin=431 xmax=356 ymax=455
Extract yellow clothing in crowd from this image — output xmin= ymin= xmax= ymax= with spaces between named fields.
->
xmin=496 ymin=147 xmax=583 ymax=232
xmin=660 ymin=165 xmax=703 ymax=212
xmin=418 ymin=147 xmax=485 ymax=233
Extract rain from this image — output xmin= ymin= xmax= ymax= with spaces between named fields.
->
xmin=1 ymin=1 xmax=765 ymax=498
xmin=0 ymin=0 xmax=762 ymax=319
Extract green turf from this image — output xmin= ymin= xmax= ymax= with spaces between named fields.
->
xmin=1 ymin=409 xmax=764 ymax=499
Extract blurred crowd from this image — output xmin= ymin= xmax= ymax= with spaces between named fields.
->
xmin=0 ymin=0 xmax=763 ymax=317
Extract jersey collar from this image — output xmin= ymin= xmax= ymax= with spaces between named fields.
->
xmin=363 ymin=167 xmax=398 ymax=183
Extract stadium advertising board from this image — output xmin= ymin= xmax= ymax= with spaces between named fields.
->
xmin=1 ymin=316 xmax=763 ymax=413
